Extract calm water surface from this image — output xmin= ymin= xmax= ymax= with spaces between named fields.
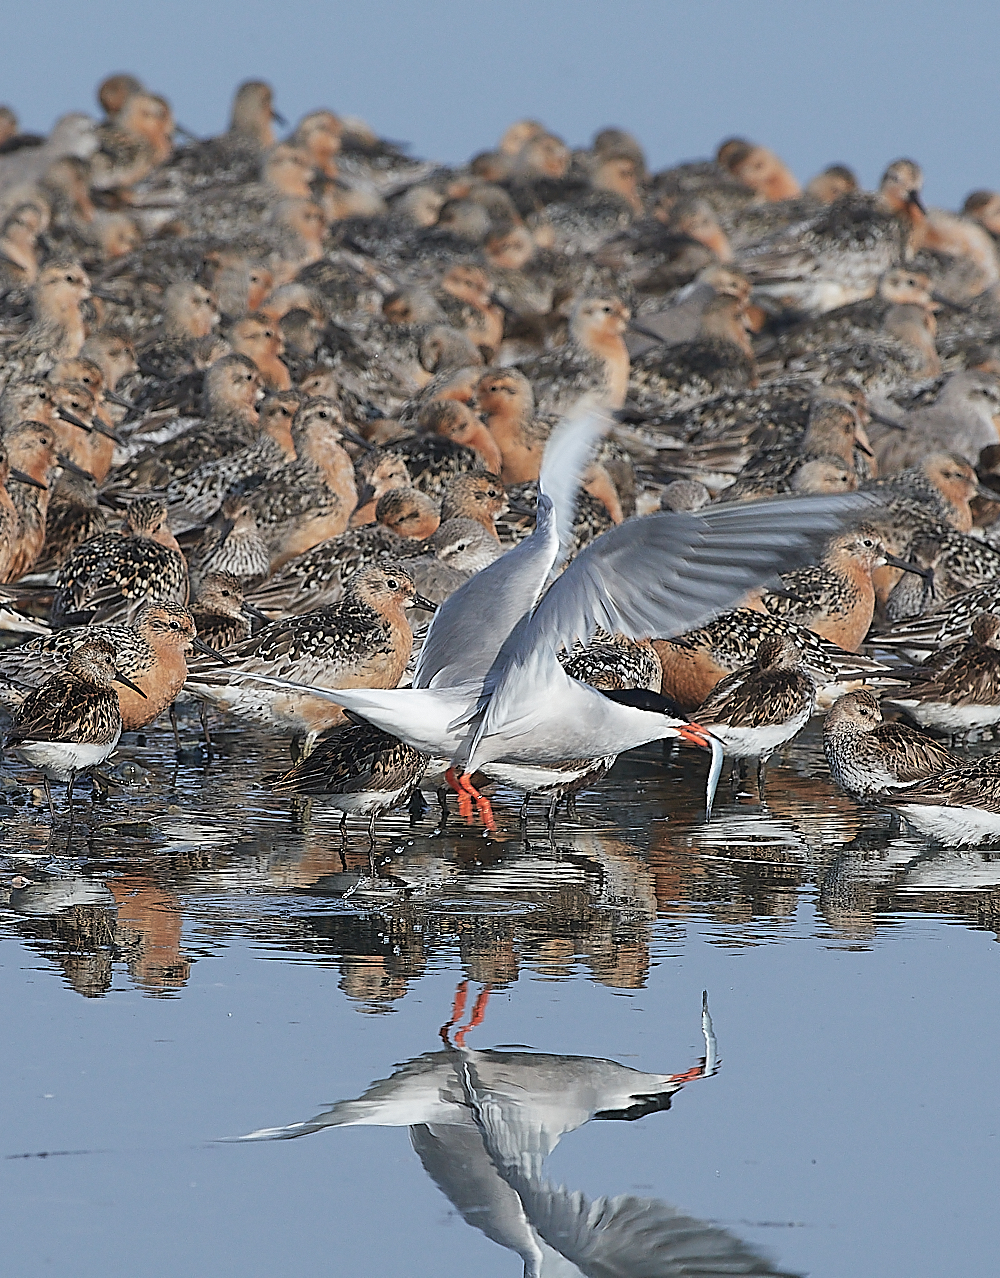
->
xmin=2 ymin=713 xmax=998 ymax=1277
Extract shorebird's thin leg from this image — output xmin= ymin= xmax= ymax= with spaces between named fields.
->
xmin=757 ymin=754 xmax=769 ymax=800
xmin=367 ymin=813 xmax=378 ymax=877
xmin=169 ymin=702 xmax=180 ymax=753
xmin=546 ymin=794 xmax=558 ymax=836
xmin=519 ymin=791 xmax=530 ymax=826
xmin=43 ymin=777 xmax=54 ymax=821
xmin=199 ymin=703 xmax=214 ymax=759
xmin=339 ymin=812 xmax=347 ymax=855
xmin=65 ymin=773 xmax=76 ymax=848
xmin=436 ymin=787 xmax=450 ymax=830
xmin=408 ymin=788 xmax=428 ymax=825
xmin=566 ymin=794 xmax=579 ymax=822
xmin=290 ymin=734 xmax=305 ymax=764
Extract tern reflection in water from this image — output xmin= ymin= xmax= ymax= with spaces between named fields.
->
xmin=238 ymin=986 xmax=795 ymax=1277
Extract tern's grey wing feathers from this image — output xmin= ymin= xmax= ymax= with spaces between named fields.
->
xmin=500 ymin=1179 xmax=797 ymax=1278
xmin=410 ymin=1124 xmax=583 ymax=1278
xmin=236 ymin=1052 xmax=466 ymax=1140
xmin=413 ymin=401 xmax=609 ymax=690
xmin=521 ymin=493 xmax=874 ymax=657
xmin=413 ymin=498 xmax=558 ymax=690
xmin=538 ymin=398 xmax=613 ymax=569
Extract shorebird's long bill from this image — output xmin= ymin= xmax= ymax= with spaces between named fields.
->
xmin=114 ymin=671 xmax=147 ymax=698
xmin=341 ymin=427 xmax=375 ymax=452
xmin=626 ymin=318 xmax=666 ymax=342
xmin=57 ymin=408 xmax=91 ymax=432
xmin=89 ymin=420 xmax=125 ymax=443
xmin=884 ymin=553 xmax=934 ymax=579
xmin=56 ymin=454 xmax=96 ymax=479
xmin=8 ymin=468 xmax=46 ymax=489
xmin=240 ymin=601 xmax=271 ymax=624
xmin=412 ymin=594 xmax=438 ymax=612
xmin=192 ymin=637 xmax=232 ymax=662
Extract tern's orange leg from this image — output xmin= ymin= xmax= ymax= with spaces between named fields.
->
xmin=454 ymin=986 xmax=491 ymax=1047
xmin=458 ymin=772 xmax=495 ymax=830
xmin=446 ymin=766 xmax=474 ymax=822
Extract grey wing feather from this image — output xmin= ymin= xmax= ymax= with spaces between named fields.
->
xmin=465 ymin=1066 xmax=794 ymax=1277
xmin=521 ymin=493 xmax=875 ymax=656
xmin=413 ymin=402 xmax=609 ymax=690
xmin=501 ymin=1179 xmax=796 ymax=1278
xmin=474 ymin=493 xmax=872 ymax=742
xmin=538 ymin=398 xmax=613 ymax=570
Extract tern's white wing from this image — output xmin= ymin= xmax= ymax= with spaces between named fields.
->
xmin=413 ymin=401 xmax=609 ymax=690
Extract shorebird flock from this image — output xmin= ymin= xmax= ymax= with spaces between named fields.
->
xmin=3 ymin=75 xmax=1000 ymax=849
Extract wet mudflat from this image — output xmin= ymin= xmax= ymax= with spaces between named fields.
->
xmin=2 ymin=713 xmax=999 ymax=1277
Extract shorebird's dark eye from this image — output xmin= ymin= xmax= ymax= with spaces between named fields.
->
xmin=386 ymin=578 xmax=399 ymax=590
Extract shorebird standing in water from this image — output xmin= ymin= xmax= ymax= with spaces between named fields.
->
xmin=4 ymin=636 xmax=145 ymax=826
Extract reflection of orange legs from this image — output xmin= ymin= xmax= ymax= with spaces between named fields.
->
xmin=445 ymin=768 xmax=496 ymax=830
xmin=440 ymin=978 xmax=470 ymax=1043
xmin=455 ymin=987 xmax=491 ymax=1047
xmin=439 ymin=979 xmax=491 ymax=1046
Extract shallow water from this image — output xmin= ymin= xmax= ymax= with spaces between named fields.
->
xmin=2 ymin=713 xmax=999 ymax=1277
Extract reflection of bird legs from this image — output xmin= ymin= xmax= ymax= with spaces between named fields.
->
xmin=445 ymin=767 xmax=496 ymax=830
xmin=439 ymin=979 xmax=492 ymax=1047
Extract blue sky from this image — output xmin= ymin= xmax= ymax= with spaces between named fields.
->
xmin=3 ymin=0 xmax=994 ymax=209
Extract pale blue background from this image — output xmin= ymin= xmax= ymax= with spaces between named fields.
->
xmin=2 ymin=0 xmax=994 ymax=209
